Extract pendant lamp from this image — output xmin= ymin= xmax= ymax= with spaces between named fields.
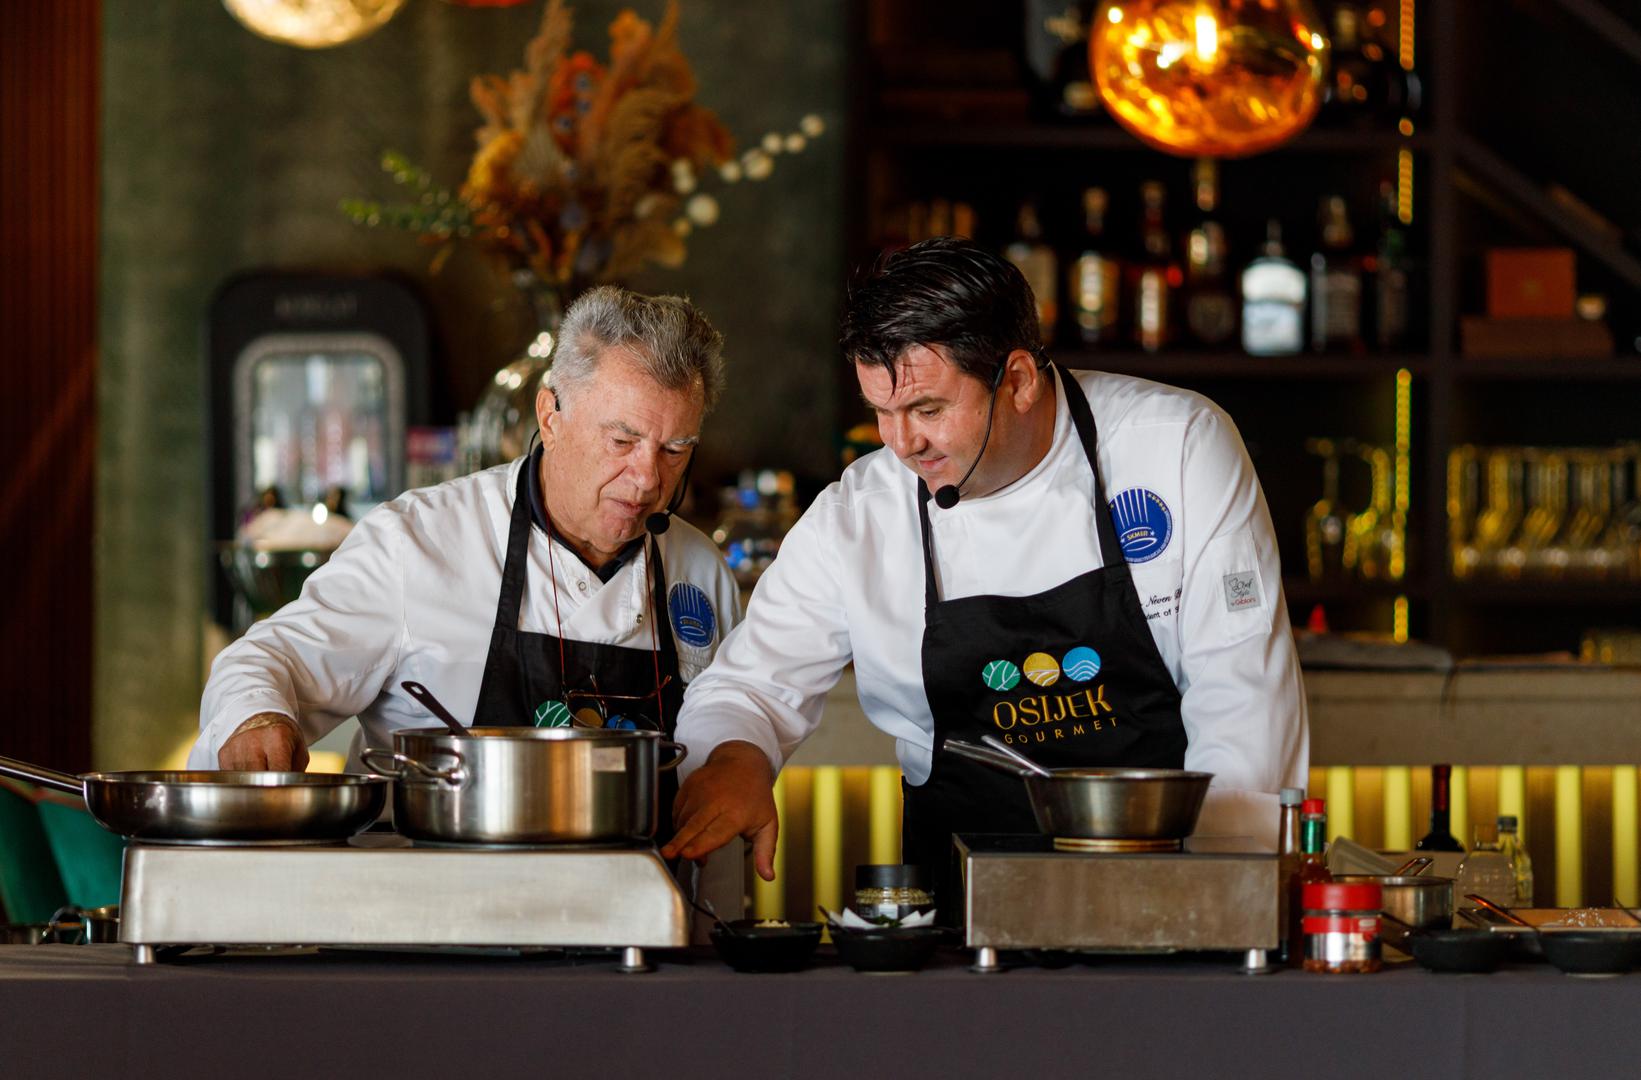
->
xmin=1091 ymin=0 xmax=1330 ymax=158
xmin=222 ymin=0 xmax=407 ymax=48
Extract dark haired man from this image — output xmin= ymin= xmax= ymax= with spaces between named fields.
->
xmin=666 ymin=238 xmax=1307 ymax=907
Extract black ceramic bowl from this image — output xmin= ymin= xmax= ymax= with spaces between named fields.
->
xmin=1537 ymin=931 xmax=1641 ymax=975
xmin=710 ymin=920 xmax=824 ymax=973
xmin=1409 ymin=929 xmax=1508 ymax=974
xmin=830 ymin=926 xmax=945 ymax=973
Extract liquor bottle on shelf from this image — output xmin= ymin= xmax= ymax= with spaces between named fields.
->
xmin=1416 ymin=764 xmax=1465 ymax=852
xmin=1021 ymin=0 xmax=1099 ymax=119
xmin=1240 ymin=220 xmax=1306 ymax=356
xmin=1004 ymin=200 xmax=1059 ymax=342
xmin=1310 ymin=196 xmax=1364 ymax=353
xmin=1371 ymin=180 xmax=1411 ymax=350
xmin=1321 ymin=2 xmax=1418 ymax=126
xmin=1183 ymin=159 xmax=1236 ymax=348
xmin=1069 ymin=187 xmax=1121 ymax=345
xmin=1129 ymin=180 xmax=1177 ymax=354
xmin=1304 ymin=437 xmax=1348 ymax=582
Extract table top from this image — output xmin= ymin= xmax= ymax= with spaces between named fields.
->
xmin=6 ymin=944 xmax=1639 ymax=1079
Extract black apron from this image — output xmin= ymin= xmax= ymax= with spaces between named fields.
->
xmin=904 ymin=365 xmax=1188 ymax=919
xmin=472 ymin=463 xmax=686 ymax=840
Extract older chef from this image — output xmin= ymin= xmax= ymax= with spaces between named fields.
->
xmin=191 ymin=287 xmax=743 ymax=845
xmin=664 ymin=237 xmax=1308 ymax=904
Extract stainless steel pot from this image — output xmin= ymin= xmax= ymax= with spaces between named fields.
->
xmin=943 ymin=738 xmax=1212 ymax=840
xmin=0 ymin=755 xmax=388 ymax=844
xmin=361 ymin=727 xmax=687 ymax=845
xmin=1336 ymin=873 xmax=1454 ymax=932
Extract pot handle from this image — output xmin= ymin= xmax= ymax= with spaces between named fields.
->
xmin=657 ymin=740 xmax=689 ymax=773
xmin=359 ymin=746 xmax=465 ymax=786
xmin=941 ymin=738 xmax=1035 ymax=779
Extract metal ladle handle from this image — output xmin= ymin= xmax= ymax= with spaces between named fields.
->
xmin=0 ymin=754 xmax=87 ymax=798
xmin=979 ymin=735 xmax=1054 ymax=777
xmin=941 ymin=738 xmax=1038 ymax=779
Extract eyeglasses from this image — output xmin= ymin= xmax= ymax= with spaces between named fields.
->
xmin=564 ymin=673 xmax=674 ymax=730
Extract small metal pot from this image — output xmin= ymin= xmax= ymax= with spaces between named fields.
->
xmin=1336 ymin=873 xmax=1454 ymax=932
xmin=362 ymin=727 xmax=687 ymax=845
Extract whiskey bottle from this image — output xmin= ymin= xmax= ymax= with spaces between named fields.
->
xmin=1069 ymin=187 xmax=1121 ymax=345
xmin=1022 ymin=0 xmax=1099 ymax=119
xmin=1129 ymin=180 xmax=1177 ymax=353
xmin=1004 ymin=201 xmax=1059 ymax=342
xmin=1371 ymin=181 xmax=1411 ymax=350
xmin=1240 ymin=220 xmax=1305 ymax=356
xmin=1310 ymin=196 xmax=1364 ymax=352
xmin=1183 ymin=159 xmax=1236 ymax=347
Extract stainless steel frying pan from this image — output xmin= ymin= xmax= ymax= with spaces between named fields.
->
xmin=0 ymin=754 xmax=387 ymax=844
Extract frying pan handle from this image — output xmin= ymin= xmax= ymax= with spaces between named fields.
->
xmin=940 ymin=738 xmax=1035 ymax=778
xmin=359 ymin=747 xmax=465 ymax=786
xmin=0 ymin=754 xmax=86 ymax=798
xmin=657 ymin=740 xmax=689 ymax=773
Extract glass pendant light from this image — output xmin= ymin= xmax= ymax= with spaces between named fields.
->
xmin=1091 ymin=0 xmax=1330 ymax=158
xmin=222 ymin=0 xmax=407 ymax=49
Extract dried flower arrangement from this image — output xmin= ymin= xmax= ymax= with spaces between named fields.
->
xmin=342 ymin=0 xmax=823 ymax=293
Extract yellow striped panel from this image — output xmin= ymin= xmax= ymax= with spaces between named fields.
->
xmin=868 ymin=766 xmax=902 ymax=865
xmin=1326 ymin=766 xmax=1355 ymax=843
xmin=1614 ymin=766 xmax=1638 ymax=907
xmin=1450 ymin=766 xmax=1470 ymax=849
xmin=1382 ymin=766 xmax=1412 ymax=851
xmin=812 ymin=767 xmax=844 ymax=920
xmin=1555 ymin=766 xmax=1583 ymax=907
xmin=751 ymin=771 xmax=787 ymax=920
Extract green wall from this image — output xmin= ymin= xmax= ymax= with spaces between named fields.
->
xmin=97 ymin=1 xmax=845 ymax=767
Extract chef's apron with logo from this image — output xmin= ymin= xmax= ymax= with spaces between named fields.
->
xmin=472 ymin=463 xmax=686 ymax=841
xmin=904 ymin=365 xmax=1188 ymax=921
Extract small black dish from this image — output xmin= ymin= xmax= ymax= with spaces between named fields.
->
xmin=830 ymin=925 xmax=944 ymax=973
xmin=1537 ymin=931 xmax=1641 ymax=976
xmin=709 ymin=920 xmax=824 ymax=973
xmin=1409 ymin=928 xmax=1508 ymax=974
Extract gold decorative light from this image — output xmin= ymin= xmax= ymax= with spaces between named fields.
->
xmin=222 ymin=0 xmax=406 ymax=49
xmin=1091 ymin=1 xmax=1329 ymax=158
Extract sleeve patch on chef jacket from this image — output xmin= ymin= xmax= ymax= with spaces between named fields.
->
xmin=1107 ymin=488 xmax=1173 ymax=564
xmin=1223 ymin=571 xmax=1261 ymax=613
xmin=668 ymin=583 xmax=717 ymax=648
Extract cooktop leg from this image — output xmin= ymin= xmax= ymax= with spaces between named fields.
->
xmin=971 ymin=946 xmax=1001 ymax=973
xmin=1242 ymin=948 xmax=1272 ymax=974
xmin=618 ymin=946 xmax=651 ymax=973
xmin=132 ymin=944 xmax=156 ymax=965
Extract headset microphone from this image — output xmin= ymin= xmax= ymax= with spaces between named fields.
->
xmin=932 ymin=360 xmax=1008 ymax=510
xmin=644 ymin=447 xmax=697 ymax=536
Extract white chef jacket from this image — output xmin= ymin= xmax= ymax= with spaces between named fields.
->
xmin=192 ymin=457 xmax=744 ymax=769
xmin=676 ymin=367 xmax=1308 ymax=848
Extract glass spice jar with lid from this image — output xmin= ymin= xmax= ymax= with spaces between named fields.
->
xmin=1302 ymin=881 xmax=1383 ymax=974
xmin=854 ymin=865 xmax=934 ymax=923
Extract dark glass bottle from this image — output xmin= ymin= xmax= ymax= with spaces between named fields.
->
xmin=1416 ymin=764 xmax=1465 ymax=852
xmin=1021 ymin=0 xmax=1099 ymax=120
xmin=1309 ymin=196 xmax=1364 ymax=353
xmin=1276 ymin=787 xmax=1304 ymax=964
xmin=1371 ymin=180 xmax=1411 ymax=350
xmin=1069 ymin=187 xmax=1121 ymax=345
xmin=1129 ymin=180 xmax=1177 ymax=353
xmin=1184 ymin=159 xmax=1236 ymax=347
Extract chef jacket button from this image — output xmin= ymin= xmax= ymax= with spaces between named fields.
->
xmin=636 ymin=612 xmax=644 ymax=624
xmin=577 ymin=580 xmax=587 ymax=592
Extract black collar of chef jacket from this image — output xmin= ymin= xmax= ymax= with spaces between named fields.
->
xmin=525 ymin=446 xmax=643 ymax=585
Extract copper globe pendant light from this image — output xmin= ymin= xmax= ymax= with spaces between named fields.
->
xmin=222 ymin=0 xmax=408 ymax=49
xmin=1091 ymin=0 xmax=1330 ymax=158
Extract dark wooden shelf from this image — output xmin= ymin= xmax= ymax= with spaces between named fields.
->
xmin=866 ymin=122 xmax=1432 ymax=154
xmin=1284 ymin=576 xmax=1430 ymax=606
xmin=1450 ymin=356 xmax=1641 ymax=381
xmin=1055 ymin=349 xmax=1428 ymax=380
xmin=1447 ymin=580 xmax=1641 ymax=606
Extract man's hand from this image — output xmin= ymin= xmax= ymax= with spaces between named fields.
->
xmin=663 ymin=740 xmax=779 ymax=881
xmin=217 ymin=713 xmax=308 ymax=772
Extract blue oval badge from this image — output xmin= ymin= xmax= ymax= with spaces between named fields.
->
xmin=668 ymin=583 xmax=717 ymax=649
xmin=1107 ymin=488 xmax=1173 ymax=564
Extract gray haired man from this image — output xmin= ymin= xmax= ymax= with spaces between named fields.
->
xmin=195 ymin=286 xmax=744 ymax=817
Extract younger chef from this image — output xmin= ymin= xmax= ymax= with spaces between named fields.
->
xmin=192 ymin=287 xmax=743 ymax=910
xmin=665 ymin=238 xmax=1308 ymax=907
